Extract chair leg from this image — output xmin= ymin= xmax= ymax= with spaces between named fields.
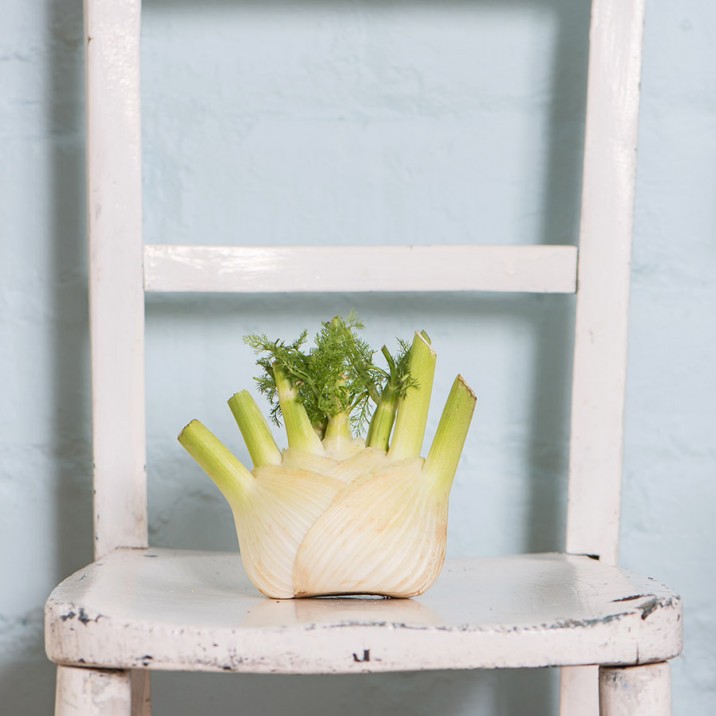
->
xmin=599 ymin=662 xmax=671 ymax=716
xmin=55 ymin=665 xmax=140 ymax=716
xmin=130 ymin=671 xmax=152 ymax=716
xmin=560 ymin=665 xmax=599 ymax=716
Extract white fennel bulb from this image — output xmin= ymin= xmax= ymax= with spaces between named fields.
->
xmin=179 ymin=316 xmax=476 ymax=599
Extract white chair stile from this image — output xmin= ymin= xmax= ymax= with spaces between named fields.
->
xmin=46 ymin=0 xmax=682 ymax=714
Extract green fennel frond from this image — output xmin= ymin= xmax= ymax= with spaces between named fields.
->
xmin=392 ymin=337 xmax=419 ymax=398
xmin=244 ymin=314 xmax=413 ymax=438
xmin=243 ymin=330 xmax=310 ymax=428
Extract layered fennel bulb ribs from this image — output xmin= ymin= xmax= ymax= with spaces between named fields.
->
xmin=179 ymin=315 xmax=476 ymax=599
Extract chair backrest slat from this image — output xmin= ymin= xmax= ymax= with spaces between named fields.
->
xmin=566 ymin=0 xmax=646 ymax=565
xmin=86 ymin=0 xmax=147 ymax=559
xmin=143 ymin=244 xmax=578 ymax=294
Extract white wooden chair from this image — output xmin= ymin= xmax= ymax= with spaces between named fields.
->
xmin=45 ymin=1 xmax=682 ymax=714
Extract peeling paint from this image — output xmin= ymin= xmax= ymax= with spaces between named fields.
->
xmin=352 ymin=649 xmax=370 ymax=663
xmin=639 ymin=598 xmax=659 ymax=621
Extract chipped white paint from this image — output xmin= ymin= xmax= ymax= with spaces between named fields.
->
xmin=55 ymin=666 xmax=131 ymax=716
xmin=46 ymin=550 xmax=682 ymax=675
xmin=600 ymin=663 xmax=672 ymax=716
xmin=566 ymin=0 xmax=647 ymax=566
xmin=143 ymin=244 xmax=578 ymax=294
xmin=85 ymin=0 xmax=147 ymax=559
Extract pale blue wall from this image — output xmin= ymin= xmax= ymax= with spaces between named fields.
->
xmin=2 ymin=1 xmax=714 ymax=713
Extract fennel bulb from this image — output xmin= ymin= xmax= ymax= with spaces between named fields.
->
xmin=179 ymin=316 xmax=475 ymax=599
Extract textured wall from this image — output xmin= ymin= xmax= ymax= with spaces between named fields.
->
xmin=1 ymin=0 xmax=714 ymax=713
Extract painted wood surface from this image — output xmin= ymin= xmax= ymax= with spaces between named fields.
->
xmin=55 ymin=666 xmax=131 ymax=716
xmin=46 ymin=549 xmax=681 ymax=675
xmin=565 ymin=0 xmax=646 ymax=565
xmin=599 ymin=663 xmax=671 ymax=716
xmin=143 ymin=244 xmax=578 ymax=294
xmin=560 ymin=665 xmax=600 ymax=716
xmin=562 ymin=3 xmax=647 ymax=710
xmin=85 ymin=0 xmax=147 ymax=559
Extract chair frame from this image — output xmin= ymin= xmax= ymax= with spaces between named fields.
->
xmin=47 ymin=1 xmax=682 ymax=714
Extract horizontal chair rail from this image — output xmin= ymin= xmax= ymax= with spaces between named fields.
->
xmin=144 ymin=244 xmax=578 ymax=294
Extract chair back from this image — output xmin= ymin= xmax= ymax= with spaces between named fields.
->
xmin=85 ymin=0 xmax=645 ymax=567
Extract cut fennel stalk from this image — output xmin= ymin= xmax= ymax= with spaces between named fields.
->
xmin=178 ymin=319 xmax=476 ymax=599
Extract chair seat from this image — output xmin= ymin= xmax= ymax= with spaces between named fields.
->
xmin=45 ymin=548 xmax=681 ymax=674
